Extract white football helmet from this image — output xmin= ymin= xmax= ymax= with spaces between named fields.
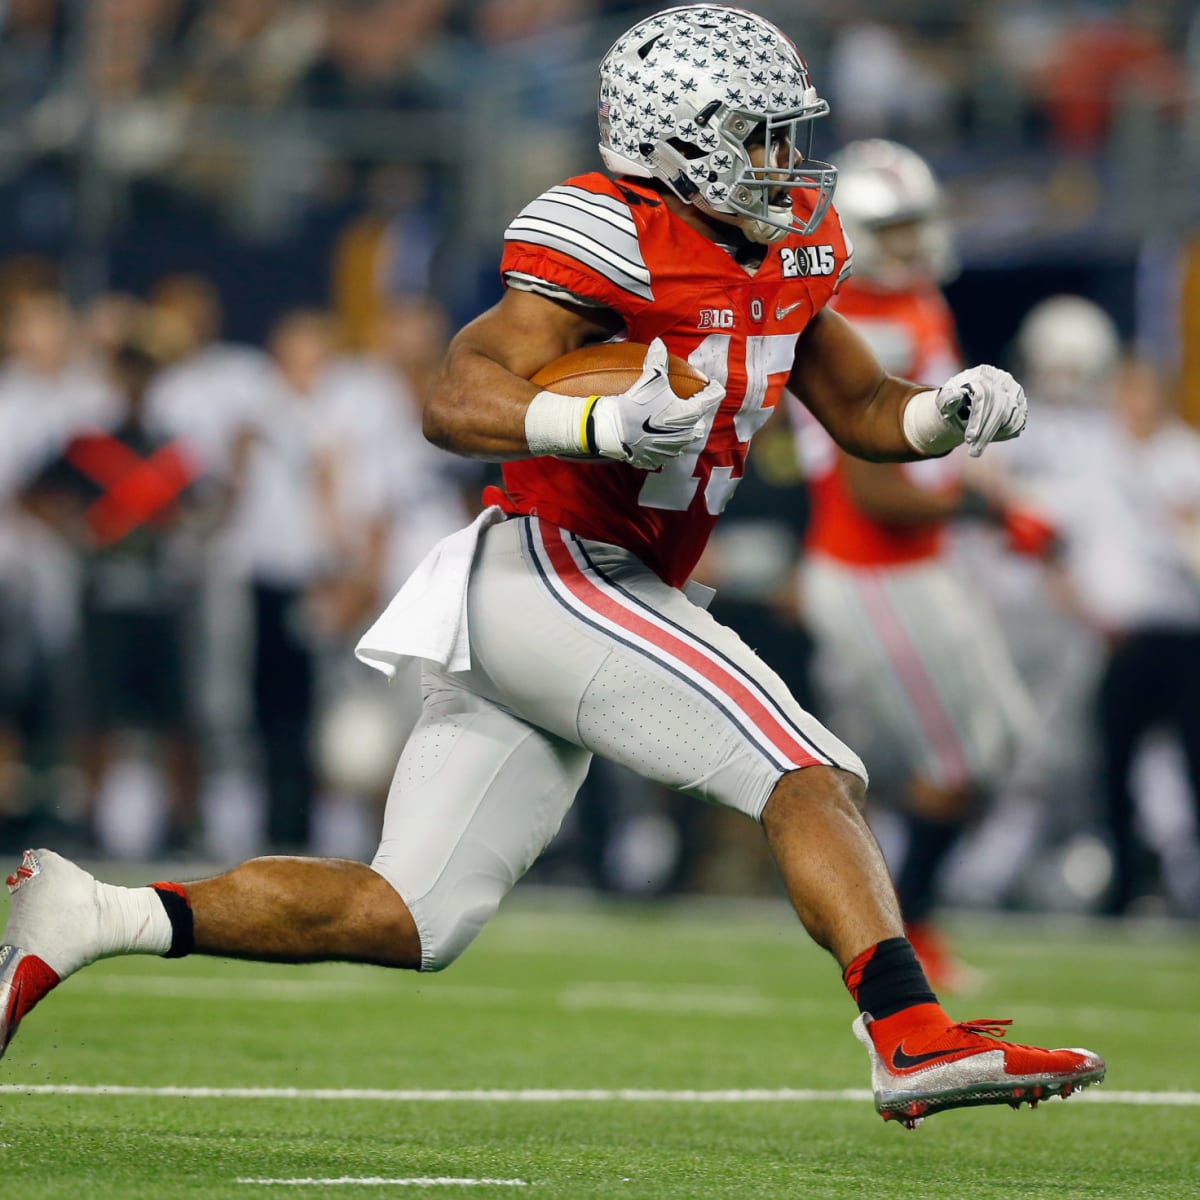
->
xmin=1015 ymin=295 xmax=1121 ymax=406
xmin=830 ymin=139 xmax=957 ymax=288
xmin=598 ymin=5 xmax=836 ymax=244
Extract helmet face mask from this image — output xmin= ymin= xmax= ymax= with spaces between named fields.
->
xmin=598 ymin=5 xmax=837 ymax=243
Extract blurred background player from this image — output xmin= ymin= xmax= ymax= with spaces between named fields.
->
xmin=142 ymin=274 xmax=274 ymax=856
xmin=790 ymin=139 xmax=1039 ymax=990
xmin=23 ymin=340 xmax=212 ymax=855
xmin=221 ymin=307 xmax=389 ymax=852
xmin=979 ymin=298 xmax=1200 ymax=916
xmin=0 ymin=284 xmax=119 ymax=840
xmin=1088 ymin=358 xmax=1200 ymax=914
xmin=948 ymin=296 xmax=1123 ymax=913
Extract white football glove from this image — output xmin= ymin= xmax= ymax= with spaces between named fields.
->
xmin=902 ymin=364 xmax=1028 ymax=458
xmin=589 ymin=339 xmax=725 ymax=469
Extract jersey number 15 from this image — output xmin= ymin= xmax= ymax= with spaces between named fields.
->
xmin=639 ymin=332 xmax=798 ymax=514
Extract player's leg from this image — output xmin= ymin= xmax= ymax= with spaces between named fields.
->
xmin=189 ymin=857 xmax=419 ymax=964
xmin=757 ymin=762 xmax=1102 ymax=1124
xmin=759 ymin=764 xmax=902 ymax=958
xmin=487 ymin=518 xmax=891 ymax=958
xmin=488 ymin=518 xmax=1103 ymax=1126
xmin=0 ymin=665 xmax=588 ymax=1054
xmin=369 ymin=669 xmax=591 ymax=971
xmin=0 ymin=846 xmax=422 ymax=1060
xmin=172 ymin=671 xmax=589 ymax=974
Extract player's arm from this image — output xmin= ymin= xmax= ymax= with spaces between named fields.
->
xmin=424 ymin=287 xmax=725 ymax=468
xmin=789 ymin=308 xmax=921 ymax=462
xmin=790 ymin=307 xmax=1026 ymax=462
xmin=423 ymin=287 xmax=614 ymax=461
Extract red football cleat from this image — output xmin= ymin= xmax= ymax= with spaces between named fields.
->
xmin=855 ymin=1002 xmax=1105 ymax=1129
xmin=0 ymin=946 xmax=60 ymax=1059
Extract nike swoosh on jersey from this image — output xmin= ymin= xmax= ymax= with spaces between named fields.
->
xmin=775 ymin=299 xmax=805 ymax=320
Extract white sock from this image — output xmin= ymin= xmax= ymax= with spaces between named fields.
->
xmin=93 ymin=883 xmax=174 ymax=960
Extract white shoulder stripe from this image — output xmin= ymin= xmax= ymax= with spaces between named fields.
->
xmin=505 ymin=183 xmax=653 ymax=300
xmin=507 ymin=216 xmax=649 ymax=285
xmin=518 ymin=196 xmax=643 ymax=260
xmin=506 ymin=215 xmax=652 ymax=293
xmin=545 ymin=186 xmax=639 ymax=235
xmin=525 ymin=193 xmax=640 ymax=246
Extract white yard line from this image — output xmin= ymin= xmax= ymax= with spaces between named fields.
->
xmin=1 ymin=1084 xmax=1196 ymax=1106
xmin=235 ymin=1179 xmax=528 ymax=1188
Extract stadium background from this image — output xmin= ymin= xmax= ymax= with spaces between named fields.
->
xmin=0 ymin=0 xmax=1198 ymax=912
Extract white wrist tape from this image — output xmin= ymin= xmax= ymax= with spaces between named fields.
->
xmin=901 ymin=389 xmax=963 ymax=456
xmin=524 ymin=389 xmax=599 ymax=457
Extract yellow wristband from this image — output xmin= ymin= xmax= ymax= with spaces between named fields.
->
xmin=580 ymin=395 xmax=601 ymax=455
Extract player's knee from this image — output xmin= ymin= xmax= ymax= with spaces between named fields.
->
xmin=371 ymin=855 xmax=499 ymax=972
xmin=417 ymin=901 xmax=495 ymax=972
xmin=837 ymin=769 xmax=869 ymax=811
xmin=764 ymin=764 xmax=868 ymax=827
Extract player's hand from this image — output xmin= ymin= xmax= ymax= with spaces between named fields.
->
xmin=590 ymin=339 xmax=725 ymax=469
xmin=935 ymin=365 xmax=1028 ymax=458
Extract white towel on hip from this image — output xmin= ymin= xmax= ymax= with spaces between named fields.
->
xmin=355 ymin=505 xmax=505 ymax=678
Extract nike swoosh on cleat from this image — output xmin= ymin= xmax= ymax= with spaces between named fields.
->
xmin=890 ymin=1044 xmax=974 ymax=1070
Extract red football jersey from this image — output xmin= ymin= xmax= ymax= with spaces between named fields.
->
xmin=483 ymin=171 xmax=851 ymax=588
xmin=798 ymin=278 xmax=963 ymax=567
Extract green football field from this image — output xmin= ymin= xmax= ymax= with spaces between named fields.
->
xmin=1 ymin=887 xmax=1197 ymax=1199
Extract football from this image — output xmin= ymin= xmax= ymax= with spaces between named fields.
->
xmin=531 ymin=342 xmax=708 ymax=399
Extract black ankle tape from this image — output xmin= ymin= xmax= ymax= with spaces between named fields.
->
xmin=851 ymin=936 xmax=937 ymax=1019
xmin=151 ymin=884 xmax=195 ymax=959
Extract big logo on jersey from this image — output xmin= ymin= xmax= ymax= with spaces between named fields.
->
xmin=781 ymin=245 xmax=836 ymax=278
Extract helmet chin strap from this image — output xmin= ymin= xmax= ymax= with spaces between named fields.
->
xmin=690 ymin=193 xmax=792 ymax=246
xmin=739 ymin=216 xmax=790 ymax=245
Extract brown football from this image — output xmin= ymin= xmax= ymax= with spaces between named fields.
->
xmin=530 ymin=342 xmax=707 ymax=398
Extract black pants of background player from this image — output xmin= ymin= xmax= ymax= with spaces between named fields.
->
xmin=252 ymin=583 xmax=315 ymax=851
xmin=1096 ymin=626 xmax=1200 ymax=915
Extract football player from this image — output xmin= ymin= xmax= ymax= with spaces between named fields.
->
xmin=0 ymin=5 xmax=1102 ymax=1128
xmin=789 ymin=139 xmax=1037 ymax=991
